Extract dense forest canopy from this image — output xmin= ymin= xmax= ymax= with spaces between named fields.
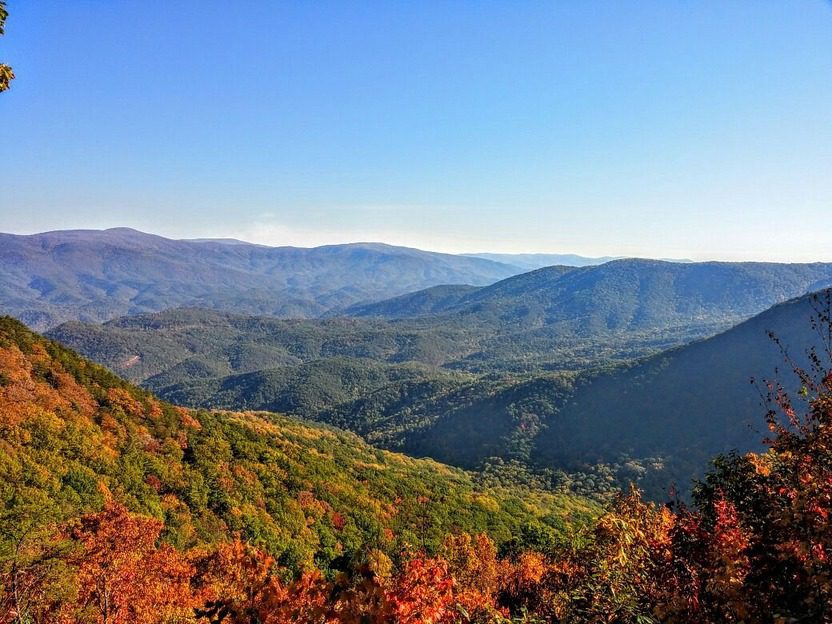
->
xmin=48 ymin=290 xmax=832 ymax=501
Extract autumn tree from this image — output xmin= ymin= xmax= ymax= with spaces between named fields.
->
xmin=0 ymin=1 xmax=14 ymax=92
xmin=385 ymin=555 xmax=456 ymax=624
xmin=0 ymin=503 xmax=72 ymax=624
xmin=676 ymin=291 xmax=832 ymax=622
xmin=66 ymin=501 xmax=196 ymax=623
xmin=193 ymin=539 xmax=284 ymax=624
xmin=441 ymin=533 xmax=501 ymax=619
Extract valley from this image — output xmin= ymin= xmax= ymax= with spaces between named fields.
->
xmin=28 ymin=231 xmax=832 ymax=500
xmin=5 ymin=3 xmax=831 ymax=618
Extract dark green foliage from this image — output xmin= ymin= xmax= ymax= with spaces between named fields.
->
xmin=326 ymin=373 xmax=576 ymax=467
xmin=343 ymin=284 xmax=482 ymax=318
xmin=534 ymin=290 xmax=832 ymax=499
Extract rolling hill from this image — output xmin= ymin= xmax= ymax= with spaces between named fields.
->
xmin=0 ymin=228 xmax=520 ymax=330
xmin=45 ymin=307 xmax=475 ymax=383
xmin=351 ymin=259 xmax=832 ymax=334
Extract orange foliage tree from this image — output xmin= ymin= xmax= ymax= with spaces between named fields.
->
xmin=63 ymin=500 xmax=196 ymax=623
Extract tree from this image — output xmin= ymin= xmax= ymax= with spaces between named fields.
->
xmin=385 ymin=555 xmax=455 ymax=624
xmin=0 ymin=1 xmax=14 ymax=92
xmin=680 ymin=291 xmax=832 ymax=622
xmin=194 ymin=539 xmax=288 ymax=624
xmin=0 ymin=505 xmax=72 ymax=624
xmin=66 ymin=501 xmax=196 ymax=624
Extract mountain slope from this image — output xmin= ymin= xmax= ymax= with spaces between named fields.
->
xmin=332 ymin=290 xmax=832 ymax=497
xmin=341 ymin=259 xmax=832 ymax=373
xmin=0 ymin=316 xmax=599 ymax=581
xmin=37 ymin=289 xmax=831 ymax=503
xmin=533 ymin=290 xmax=830 ymax=467
xmin=351 ymin=260 xmax=832 ymax=331
xmin=343 ymin=284 xmax=482 ymax=319
xmin=0 ymin=228 xmax=520 ymax=330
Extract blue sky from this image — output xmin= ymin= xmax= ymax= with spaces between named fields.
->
xmin=1 ymin=1 xmax=830 ymax=260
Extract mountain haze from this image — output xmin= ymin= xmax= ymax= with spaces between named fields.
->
xmin=465 ymin=252 xmax=619 ymax=269
xmin=0 ymin=228 xmax=520 ymax=330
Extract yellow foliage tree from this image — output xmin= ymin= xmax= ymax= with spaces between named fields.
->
xmin=0 ymin=1 xmax=14 ymax=92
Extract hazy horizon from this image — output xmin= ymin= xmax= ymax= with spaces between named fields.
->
xmin=2 ymin=2 xmax=831 ymax=262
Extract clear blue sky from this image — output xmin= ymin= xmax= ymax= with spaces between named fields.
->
xmin=1 ymin=1 xmax=830 ymax=261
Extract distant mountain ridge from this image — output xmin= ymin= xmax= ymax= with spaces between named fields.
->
xmin=0 ymin=228 xmax=521 ymax=330
xmin=465 ymin=252 xmax=620 ymax=269
xmin=464 ymin=252 xmax=693 ymax=270
xmin=348 ymin=259 xmax=832 ymax=343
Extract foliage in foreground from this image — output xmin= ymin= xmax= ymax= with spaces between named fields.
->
xmin=0 ymin=316 xmax=594 ymax=621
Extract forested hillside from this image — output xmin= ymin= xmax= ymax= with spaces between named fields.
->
xmin=5 ymin=308 xmax=832 ymax=622
xmin=332 ymin=291 xmax=832 ymax=498
xmin=533 ymin=289 xmax=832 ymax=496
xmin=351 ymin=259 xmax=832 ymax=333
xmin=0 ymin=316 xmax=616 ymax=621
xmin=49 ymin=258 xmax=832 ymax=407
xmin=0 ymin=316 xmax=596 ymax=583
xmin=45 ymin=285 xmax=832 ymax=500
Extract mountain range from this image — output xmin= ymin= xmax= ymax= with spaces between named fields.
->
xmin=8 ymin=227 xmax=832 ymax=500
xmin=41 ymin=250 xmax=832 ymax=499
xmin=0 ymin=228 xmax=521 ymax=330
xmin=347 ymin=258 xmax=832 ymax=372
xmin=52 ymin=256 xmax=832 ymax=410
xmin=464 ymin=252 xmax=695 ymax=270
